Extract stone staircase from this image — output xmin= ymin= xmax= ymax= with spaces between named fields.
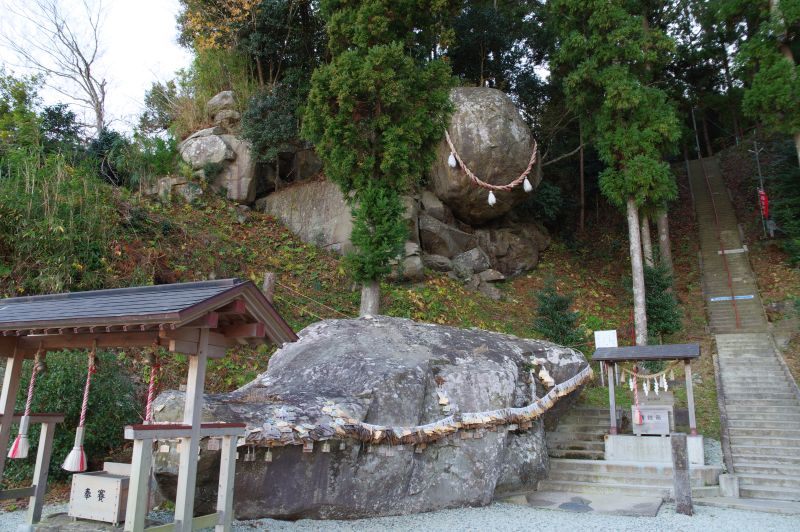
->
xmin=717 ymin=333 xmax=800 ymax=502
xmin=538 ymin=459 xmax=721 ymax=499
xmin=688 ymin=157 xmax=768 ymax=334
xmin=688 ymin=157 xmax=800 ymax=505
xmin=545 ymin=406 xmax=607 ymax=460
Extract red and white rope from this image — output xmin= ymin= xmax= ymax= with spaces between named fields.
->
xmin=22 ymin=353 xmax=41 ymax=417
xmin=444 ymin=130 xmax=538 ymax=192
xmin=78 ymin=350 xmax=96 ymax=428
xmin=145 ymin=350 xmax=160 ymax=423
xmin=633 ymin=367 xmax=642 ymax=424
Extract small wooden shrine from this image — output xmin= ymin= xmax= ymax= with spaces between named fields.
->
xmin=0 ymin=279 xmax=296 ymax=531
xmin=593 ymin=343 xmax=704 ymax=464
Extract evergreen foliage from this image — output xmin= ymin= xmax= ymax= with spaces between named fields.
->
xmin=302 ymin=1 xmax=455 ymax=285
xmin=533 ymin=278 xmax=585 ymax=347
xmin=644 ymin=263 xmax=682 ymax=340
xmin=550 ymin=0 xmax=680 ymax=212
xmin=738 ymin=1 xmax=800 ymax=142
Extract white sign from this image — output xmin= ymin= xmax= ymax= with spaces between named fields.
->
xmin=594 ymin=330 xmax=618 ymax=349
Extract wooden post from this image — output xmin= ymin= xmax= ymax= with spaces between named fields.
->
xmin=215 ymin=435 xmax=238 ymax=532
xmin=173 ymin=328 xmax=210 ymax=532
xmin=608 ymin=363 xmax=617 ymax=435
xmin=27 ymin=419 xmax=57 ymax=525
xmin=671 ymin=433 xmax=693 ymax=516
xmin=124 ymin=438 xmax=154 ymax=532
xmin=0 ymin=345 xmax=24 ymax=480
xmin=684 ymin=359 xmax=698 ymax=436
xmin=262 ymin=272 xmax=275 ymax=304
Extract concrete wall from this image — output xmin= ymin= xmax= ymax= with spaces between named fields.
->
xmin=605 ymin=434 xmax=705 ymax=466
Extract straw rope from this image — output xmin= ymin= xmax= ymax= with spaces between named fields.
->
xmin=444 ymin=130 xmax=538 ymax=192
xmin=241 ymin=364 xmax=593 ymax=448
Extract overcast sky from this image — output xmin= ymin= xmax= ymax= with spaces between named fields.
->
xmin=0 ymin=0 xmax=193 ymax=132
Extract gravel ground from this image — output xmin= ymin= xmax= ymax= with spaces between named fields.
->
xmin=703 ymin=437 xmax=723 ymax=468
xmin=4 ymin=499 xmax=796 ymax=531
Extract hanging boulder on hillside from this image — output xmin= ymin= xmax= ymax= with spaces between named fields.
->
xmin=430 ymin=87 xmax=541 ymax=225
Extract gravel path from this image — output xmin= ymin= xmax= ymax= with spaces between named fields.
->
xmin=3 ymin=500 xmax=796 ymax=531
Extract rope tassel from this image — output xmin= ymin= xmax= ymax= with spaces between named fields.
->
xmin=8 ymin=349 xmax=43 ymax=460
xmin=63 ymin=343 xmax=97 ymax=472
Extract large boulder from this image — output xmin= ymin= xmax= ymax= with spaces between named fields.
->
xmin=218 ymin=135 xmax=256 ymax=204
xmin=206 ymin=90 xmax=236 ymax=118
xmin=476 ymin=220 xmax=550 ymax=276
xmin=430 ymin=87 xmax=541 ymax=225
xmin=178 ymin=127 xmax=234 ymax=169
xmin=260 ymin=179 xmax=354 ymax=253
xmin=152 ymin=316 xmax=590 ymax=520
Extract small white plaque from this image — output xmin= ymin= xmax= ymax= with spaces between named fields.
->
xmin=594 ymin=330 xmax=618 ymax=349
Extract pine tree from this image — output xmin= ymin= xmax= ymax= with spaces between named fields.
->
xmin=302 ymin=1 xmax=455 ymax=314
xmin=644 ymin=263 xmax=682 ymax=341
xmin=533 ymin=279 xmax=585 ymax=348
xmin=550 ymin=0 xmax=680 ymax=346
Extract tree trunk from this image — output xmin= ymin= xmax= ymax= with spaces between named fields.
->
xmin=627 ymin=198 xmax=648 ymax=346
xmin=359 ymin=280 xmax=380 ymax=316
xmin=656 ymin=209 xmax=674 ymax=278
xmin=794 ymin=132 xmax=800 ymax=168
xmin=641 ymin=214 xmax=654 ymax=267
xmin=702 ymin=114 xmax=714 ymax=157
xmin=579 ymin=121 xmax=585 ymax=231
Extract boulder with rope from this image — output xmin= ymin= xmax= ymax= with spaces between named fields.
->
xmin=151 ymin=316 xmax=590 ymax=520
xmin=430 ymin=87 xmax=542 ymax=225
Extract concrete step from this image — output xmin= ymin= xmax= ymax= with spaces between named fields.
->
xmin=546 ymin=431 xmax=606 ymax=442
xmin=729 ymin=428 xmax=800 ymax=438
xmin=728 ymin=419 xmax=800 ymax=429
xmin=734 ymin=463 xmax=800 ymax=476
xmin=537 ymin=480 xmax=719 ymax=500
xmin=547 ymin=470 xmax=709 ymax=488
xmin=729 ymin=436 xmax=800 ymax=447
xmin=548 ymin=449 xmax=605 ymax=460
xmin=547 ymin=440 xmax=606 ymax=452
xmin=549 ymin=459 xmax=721 ymax=483
xmin=731 ymin=449 xmax=800 ymax=467
xmin=739 ymin=485 xmax=800 ymax=502
xmin=738 ymin=473 xmax=800 ymax=489
xmin=725 ymin=405 xmax=800 ymax=414
xmin=722 ymin=393 xmax=798 ymax=401
xmin=731 ymin=441 xmax=800 ymax=463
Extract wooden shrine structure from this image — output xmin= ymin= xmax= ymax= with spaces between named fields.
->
xmin=0 ymin=279 xmax=297 ymax=531
xmin=593 ymin=343 xmax=701 ymax=436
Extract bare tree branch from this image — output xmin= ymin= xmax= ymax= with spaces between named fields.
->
xmin=542 ymin=143 xmax=585 ymax=167
xmin=1 ymin=0 xmax=108 ymax=134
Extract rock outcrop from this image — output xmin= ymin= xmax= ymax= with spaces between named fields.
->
xmin=152 ymin=316 xmax=590 ymax=520
xmin=430 ymin=87 xmax=542 ymax=225
xmin=178 ymin=92 xmax=256 ymax=204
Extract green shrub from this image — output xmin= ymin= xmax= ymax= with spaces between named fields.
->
xmin=518 ymin=180 xmax=564 ymax=224
xmin=0 ymin=153 xmax=118 ymax=294
xmin=3 ymin=350 xmax=139 ymax=484
xmin=533 ymin=278 xmax=585 ymax=347
xmin=644 ymin=263 xmax=682 ymax=341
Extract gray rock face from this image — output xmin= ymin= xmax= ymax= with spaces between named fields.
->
xmin=218 ymin=135 xmax=256 ymax=204
xmin=179 ymin=128 xmax=234 ymax=169
xmin=261 ymin=179 xmax=354 ymax=253
xmin=152 ymin=317 xmax=589 ymax=520
xmin=430 ymin=87 xmax=541 ymax=225
xmin=452 ymin=247 xmax=492 ymax=278
xmin=476 ymin=221 xmax=550 ymax=276
xmin=419 ymin=214 xmax=477 ymax=258
xmin=206 ymin=90 xmax=236 ymax=117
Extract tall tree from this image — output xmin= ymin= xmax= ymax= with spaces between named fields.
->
xmin=551 ymin=0 xmax=680 ymax=346
xmin=739 ymin=0 xmax=800 ymax=166
xmin=2 ymin=0 xmax=109 ymax=134
xmin=302 ymin=0 xmax=454 ymax=315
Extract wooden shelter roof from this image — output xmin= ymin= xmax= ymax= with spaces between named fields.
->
xmin=0 ymin=279 xmax=297 ymax=356
xmin=592 ymin=343 xmax=700 ymax=363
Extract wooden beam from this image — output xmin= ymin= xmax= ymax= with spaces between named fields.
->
xmin=0 ymin=348 xmax=25 ymax=480
xmin=215 ymin=299 xmax=246 ymax=315
xmin=221 ymin=322 xmax=265 ymax=339
xmin=19 ymin=332 xmax=160 ymax=351
xmin=166 ymin=340 xmax=227 ymax=358
xmin=607 ymin=363 xmax=617 ymax=435
xmin=159 ymin=329 xmax=236 ymax=348
xmin=181 ymin=312 xmax=219 ymax=329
